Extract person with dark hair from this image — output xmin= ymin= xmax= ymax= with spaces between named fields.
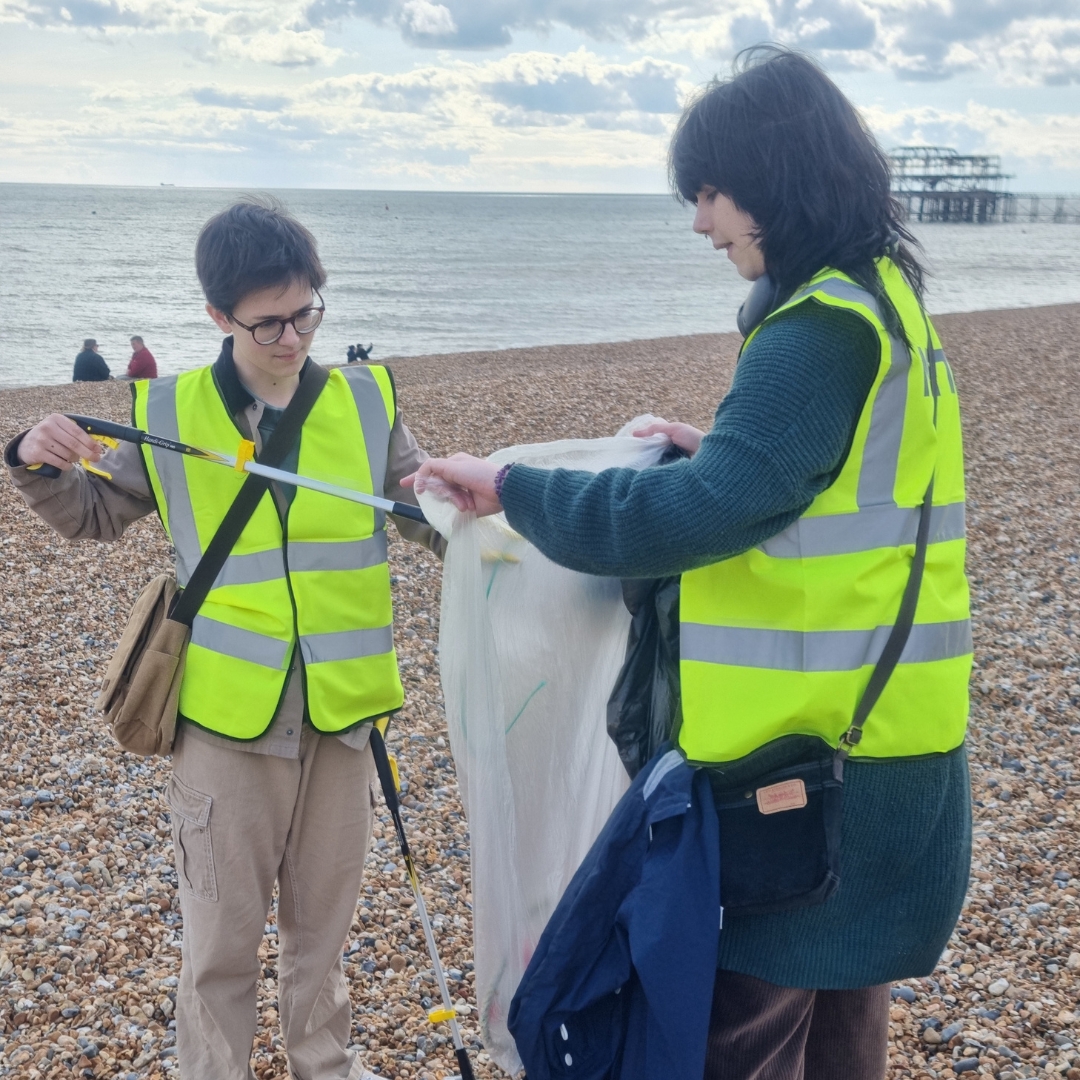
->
xmin=406 ymin=47 xmax=971 ymax=1080
xmin=346 ymin=344 xmax=358 ymax=364
xmin=356 ymin=342 xmax=373 ymax=361
xmin=7 ymin=195 xmax=444 ymax=1080
xmin=126 ymin=335 xmax=158 ymax=379
xmin=72 ymin=338 xmax=110 ymax=382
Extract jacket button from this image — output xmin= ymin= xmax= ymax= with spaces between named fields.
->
xmin=286 ymin=729 xmax=294 ymax=736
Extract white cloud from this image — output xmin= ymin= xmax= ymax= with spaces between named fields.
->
xmin=5 ymin=42 xmax=1078 ymax=189
xmin=3 ymin=0 xmax=1080 ymax=188
xmin=217 ymin=27 xmax=341 ymax=65
xmin=449 ymin=0 xmax=1080 ymax=88
xmin=0 ymin=0 xmax=341 ymax=66
xmin=401 ymin=0 xmax=455 ymax=37
xmin=0 ymin=51 xmax=689 ymax=187
xmin=864 ymin=100 xmax=1080 ymax=174
xmin=3 ymin=0 xmax=1079 ymax=84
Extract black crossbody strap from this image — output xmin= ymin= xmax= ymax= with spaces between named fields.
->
xmin=838 ymin=311 xmax=941 ymax=756
xmin=171 ymin=362 xmax=330 ymax=627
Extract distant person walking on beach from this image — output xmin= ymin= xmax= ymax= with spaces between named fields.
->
xmin=72 ymin=339 xmax=110 ymax=382
xmin=408 ymin=47 xmax=971 ymax=1080
xmin=9 ymin=198 xmax=443 ymax=1080
xmin=346 ymin=344 xmax=357 ymax=363
xmin=127 ymin=336 xmax=158 ymax=379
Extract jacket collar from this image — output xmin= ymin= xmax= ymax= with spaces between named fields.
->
xmin=212 ymin=335 xmax=312 ymax=417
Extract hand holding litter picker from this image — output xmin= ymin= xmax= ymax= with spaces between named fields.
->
xmin=26 ymin=415 xmax=428 ymax=524
xmin=19 ymin=413 xmax=106 ymax=476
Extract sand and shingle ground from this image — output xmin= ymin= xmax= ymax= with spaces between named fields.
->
xmin=0 ymin=304 xmax=1078 ymax=1079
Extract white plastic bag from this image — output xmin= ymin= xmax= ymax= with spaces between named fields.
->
xmin=417 ymin=418 xmax=671 ymax=1075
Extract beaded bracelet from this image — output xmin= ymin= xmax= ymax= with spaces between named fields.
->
xmin=493 ymin=463 xmax=514 ymax=502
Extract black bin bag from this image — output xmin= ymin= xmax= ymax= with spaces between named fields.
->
xmin=606 ymin=575 xmax=682 ymax=779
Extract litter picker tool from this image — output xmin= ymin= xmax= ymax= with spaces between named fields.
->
xmin=369 ymin=719 xmax=477 ymax=1080
xmin=27 ymin=414 xmax=428 ymax=524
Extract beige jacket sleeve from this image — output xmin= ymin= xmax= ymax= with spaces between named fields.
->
xmin=5 ymin=434 xmax=155 ymax=542
xmin=6 ymin=408 xmax=445 ymax=556
xmin=386 ymin=411 xmax=446 ymax=560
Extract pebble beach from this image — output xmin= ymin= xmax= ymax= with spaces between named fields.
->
xmin=0 ymin=303 xmax=1078 ymax=1080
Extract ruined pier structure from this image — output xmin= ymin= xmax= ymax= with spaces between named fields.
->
xmin=889 ymin=146 xmax=1080 ymax=224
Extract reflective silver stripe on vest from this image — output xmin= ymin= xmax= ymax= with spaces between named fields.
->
xmin=759 ymin=501 xmax=965 ymax=558
xmin=287 ymin=532 xmax=388 ymax=573
xmin=790 ymin=278 xmax=911 ymax=508
xmin=920 ymin=345 xmax=953 ymax=398
xmin=340 ymin=366 xmax=392 ymax=529
xmin=212 ymin=548 xmax=285 ymax=589
xmin=925 ymin=346 xmax=957 ymax=393
xmin=300 ymin=625 xmax=394 ymax=664
xmin=191 ymin=615 xmax=291 ymax=669
xmin=145 ymin=376 xmax=201 ymax=588
xmin=681 ymin=619 xmax=972 ymax=672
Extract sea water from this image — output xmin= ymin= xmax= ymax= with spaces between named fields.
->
xmin=2 ymin=183 xmax=1079 ymax=387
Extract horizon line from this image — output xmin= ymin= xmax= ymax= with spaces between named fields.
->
xmin=5 ymin=180 xmax=1080 ymax=199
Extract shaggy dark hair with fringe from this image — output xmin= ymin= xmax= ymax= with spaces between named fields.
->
xmin=195 ymin=195 xmax=327 ymax=315
xmin=669 ymin=46 xmax=925 ymax=323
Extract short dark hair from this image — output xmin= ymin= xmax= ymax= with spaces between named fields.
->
xmin=669 ymin=46 xmax=924 ymax=310
xmin=195 ymin=196 xmax=327 ymax=315
xmin=130 ymin=336 xmax=144 ymax=346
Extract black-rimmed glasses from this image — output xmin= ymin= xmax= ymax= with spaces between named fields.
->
xmin=230 ymin=291 xmax=325 ymax=346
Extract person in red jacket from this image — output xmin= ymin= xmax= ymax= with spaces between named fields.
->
xmin=127 ymin=336 xmax=158 ymax=378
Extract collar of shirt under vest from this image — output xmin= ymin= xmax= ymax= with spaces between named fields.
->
xmin=212 ymin=334 xmax=314 ymax=420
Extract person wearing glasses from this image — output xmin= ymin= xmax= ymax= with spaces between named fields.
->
xmin=6 ymin=197 xmax=442 ymax=1080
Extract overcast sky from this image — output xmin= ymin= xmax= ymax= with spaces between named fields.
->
xmin=4 ymin=0 xmax=1080 ymax=192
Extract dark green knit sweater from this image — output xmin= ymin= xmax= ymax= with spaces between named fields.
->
xmin=500 ymin=302 xmax=971 ymax=989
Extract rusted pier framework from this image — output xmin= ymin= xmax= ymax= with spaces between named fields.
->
xmin=888 ymin=145 xmax=1080 ymax=224
xmin=893 ymin=190 xmax=1080 ymax=224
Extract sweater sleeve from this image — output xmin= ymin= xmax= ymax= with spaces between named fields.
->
xmin=499 ymin=302 xmax=880 ymax=578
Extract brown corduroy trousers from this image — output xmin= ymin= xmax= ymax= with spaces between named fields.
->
xmin=704 ymin=969 xmax=891 ymax=1080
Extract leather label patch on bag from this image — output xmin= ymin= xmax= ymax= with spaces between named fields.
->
xmin=756 ymin=778 xmax=808 ymax=815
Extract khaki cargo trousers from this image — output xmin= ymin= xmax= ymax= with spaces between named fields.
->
xmin=165 ymin=724 xmax=377 ymax=1080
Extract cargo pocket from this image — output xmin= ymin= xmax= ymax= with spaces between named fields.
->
xmin=164 ymin=775 xmax=218 ymax=903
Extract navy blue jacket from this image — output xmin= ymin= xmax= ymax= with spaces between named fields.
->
xmin=508 ymin=749 xmax=720 ymax=1080
xmin=72 ymin=350 xmax=110 ymax=382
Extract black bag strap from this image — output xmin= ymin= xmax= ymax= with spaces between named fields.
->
xmin=838 ymin=312 xmax=941 ymax=757
xmin=171 ymin=362 xmax=329 ymax=627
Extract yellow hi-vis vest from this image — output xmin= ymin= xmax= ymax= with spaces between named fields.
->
xmin=133 ymin=363 xmax=405 ymax=739
xmin=678 ymin=259 xmax=971 ymax=763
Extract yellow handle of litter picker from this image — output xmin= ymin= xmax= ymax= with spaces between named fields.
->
xmin=427 ymin=1007 xmax=455 ymax=1024
xmin=373 ymin=717 xmax=401 ymax=791
xmin=81 ymin=434 xmax=120 ymax=480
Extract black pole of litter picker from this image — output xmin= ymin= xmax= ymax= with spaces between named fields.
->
xmin=369 ymin=724 xmax=476 ymax=1080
